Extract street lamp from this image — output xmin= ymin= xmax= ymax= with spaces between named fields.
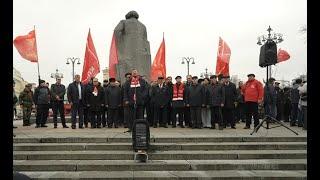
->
xmin=181 ymin=57 xmax=195 ymax=76
xmin=66 ymin=57 xmax=80 ymax=81
xmin=50 ymin=69 xmax=63 ymax=80
xmin=200 ymin=68 xmax=213 ymax=78
xmin=257 ymin=25 xmax=284 ymax=79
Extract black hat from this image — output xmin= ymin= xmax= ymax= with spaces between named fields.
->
xmin=192 ymin=76 xmax=198 ymax=79
xmin=268 ymin=77 xmax=276 ymax=82
xmin=198 ymin=79 xmax=204 ymax=83
xmin=39 ymin=80 xmax=45 ymax=84
xmin=124 ymin=72 xmax=132 ymax=77
xmin=209 ymin=75 xmax=217 ymax=79
xmin=275 ymin=82 xmax=280 ymax=84
xmin=103 ymin=80 xmax=108 ymax=83
xmin=158 ymin=76 xmax=164 ymax=79
xmin=175 ymin=75 xmax=182 ymax=79
xmin=109 ymin=78 xmax=116 ymax=82
xmin=295 ymin=79 xmax=302 ymax=84
xmin=247 ymin=73 xmax=255 ymax=77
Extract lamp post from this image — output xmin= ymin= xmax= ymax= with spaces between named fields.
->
xmin=66 ymin=57 xmax=80 ymax=81
xmin=50 ymin=69 xmax=63 ymax=80
xmin=257 ymin=26 xmax=284 ymax=79
xmin=181 ymin=57 xmax=195 ymax=76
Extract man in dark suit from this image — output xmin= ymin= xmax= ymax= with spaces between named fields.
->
xmin=222 ymin=76 xmax=237 ymax=129
xmin=67 ymin=74 xmax=85 ymax=129
xmin=151 ymin=76 xmax=170 ymax=128
xmin=50 ymin=78 xmax=68 ymax=128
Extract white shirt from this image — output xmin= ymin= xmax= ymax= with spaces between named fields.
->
xmin=77 ymin=83 xmax=82 ymax=100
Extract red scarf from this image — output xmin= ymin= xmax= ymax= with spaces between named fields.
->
xmin=131 ymin=76 xmax=141 ymax=101
xmin=172 ymin=83 xmax=184 ymax=101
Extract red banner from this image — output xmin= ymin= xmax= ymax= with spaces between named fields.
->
xmin=13 ymin=29 xmax=38 ymax=62
xmin=215 ymin=37 xmax=231 ymax=76
xmin=277 ymin=48 xmax=290 ymax=62
xmin=150 ymin=37 xmax=166 ymax=81
xmin=81 ymin=29 xmax=100 ymax=84
xmin=108 ymin=33 xmax=118 ymax=78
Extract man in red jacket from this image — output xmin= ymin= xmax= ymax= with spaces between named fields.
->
xmin=242 ymin=74 xmax=264 ymax=129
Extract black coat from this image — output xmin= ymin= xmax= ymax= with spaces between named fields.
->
xmin=123 ymin=78 xmax=148 ymax=106
xmin=85 ymin=85 xmax=104 ymax=111
xmin=33 ymin=86 xmax=51 ymax=105
xmin=151 ymin=83 xmax=170 ymax=107
xmin=105 ymin=85 xmax=122 ymax=108
xmin=223 ymin=82 xmax=237 ymax=108
xmin=67 ymin=81 xmax=86 ymax=104
xmin=50 ymin=83 xmax=66 ymax=101
xmin=206 ymin=83 xmax=225 ymax=107
xmin=264 ymin=84 xmax=277 ymax=105
xmin=185 ymin=84 xmax=205 ymax=107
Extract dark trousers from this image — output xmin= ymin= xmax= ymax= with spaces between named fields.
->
xmin=235 ymin=103 xmax=246 ymax=122
xmin=290 ymin=103 xmax=298 ymax=125
xmin=90 ymin=110 xmax=101 ymax=128
xmin=36 ymin=104 xmax=49 ymax=126
xmin=245 ymin=102 xmax=259 ymax=127
xmin=52 ymin=101 xmax=66 ymax=126
xmin=211 ymin=106 xmax=223 ymax=127
xmin=118 ymin=106 xmax=124 ymax=125
xmin=167 ymin=104 xmax=172 ymax=125
xmin=276 ymin=103 xmax=284 ymax=121
xmin=222 ymin=107 xmax=235 ymax=127
xmin=127 ymin=105 xmax=144 ymax=130
xmin=190 ymin=107 xmax=201 ymax=128
xmin=146 ymin=102 xmax=153 ymax=125
xmin=153 ymin=105 xmax=167 ymax=126
xmin=101 ymin=107 xmax=107 ymax=127
xmin=83 ymin=107 xmax=89 ymax=126
xmin=184 ymin=107 xmax=192 ymax=127
xmin=264 ymin=103 xmax=276 ymax=119
xmin=71 ymin=102 xmax=84 ymax=127
xmin=108 ymin=108 xmax=119 ymax=127
xmin=172 ymin=107 xmax=184 ymax=126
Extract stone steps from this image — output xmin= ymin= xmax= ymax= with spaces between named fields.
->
xmin=13 ymin=136 xmax=307 ymax=143
xmin=13 ymin=142 xmax=307 ymax=151
xmin=13 ymin=159 xmax=307 ymax=171
xmin=14 ymin=150 xmax=307 ymax=160
xmin=18 ymin=170 xmax=307 ymax=179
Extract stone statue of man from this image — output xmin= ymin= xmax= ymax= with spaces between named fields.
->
xmin=114 ymin=11 xmax=151 ymax=83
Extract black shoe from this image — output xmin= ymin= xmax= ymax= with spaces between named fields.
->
xmin=71 ymin=126 xmax=76 ymax=129
xmin=63 ymin=125 xmax=69 ymax=128
xmin=102 ymin=125 xmax=106 ymax=128
xmin=41 ymin=125 xmax=48 ymax=128
xmin=290 ymin=123 xmax=297 ymax=126
xmin=85 ymin=124 xmax=88 ymax=128
xmin=180 ymin=125 xmax=185 ymax=128
xmin=54 ymin=125 xmax=57 ymax=128
xmin=153 ymin=125 xmax=158 ymax=128
xmin=35 ymin=125 xmax=40 ymax=128
xmin=124 ymin=125 xmax=128 ymax=128
xmin=13 ymin=126 xmax=17 ymax=128
xmin=243 ymin=126 xmax=250 ymax=129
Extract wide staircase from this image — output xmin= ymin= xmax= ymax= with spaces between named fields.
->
xmin=13 ymin=136 xmax=307 ymax=179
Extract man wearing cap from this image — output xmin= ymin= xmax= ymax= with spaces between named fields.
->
xmin=33 ymin=80 xmax=51 ymax=128
xmin=242 ymin=74 xmax=264 ymax=129
xmin=171 ymin=76 xmax=185 ymax=128
xmin=67 ymin=74 xmax=86 ymax=129
xmin=222 ymin=75 xmax=237 ymax=129
xmin=50 ymin=78 xmax=68 ymax=128
xmin=151 ymin=76 xmax=170 ymax=128
xmin=185 ymin=76 xmax=206 ymax=129
xmin=123 ymin=69 xmax=148 ymax=131
xmin=19 ymin=84 xmax=34 ymax=126
xmin=105 ymin=78 xmax=122 ymax=128
xmin=264 ymin=77 xmax=277 ymax=121
xmin=206 ymin=75 xmax=225 ymax=130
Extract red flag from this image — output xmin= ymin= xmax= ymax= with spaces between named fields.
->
xmin=81 ymin=29 xmax=100 ymax=84
xmin=277 ymin=48 xmax=290 ymax=62
xmin=108 ymin=32 xmax=118 ymax=78
xmin=215 ymin=37 xmax=231 ymax=76
xmin=13 ymin=29 xmax=38 ymax=62
xmin=150 ymin=37 xmax=166 ymax=81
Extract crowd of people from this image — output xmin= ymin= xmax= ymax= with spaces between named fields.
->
xmin=13 ymin=69 xmax=307 ymax=131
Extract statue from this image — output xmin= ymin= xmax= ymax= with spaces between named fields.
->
xmin=114 ymin=11 xmax=151 ymax=83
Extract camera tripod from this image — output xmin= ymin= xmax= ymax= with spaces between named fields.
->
xmin=250 ymin=114 xmax=299 ymax=135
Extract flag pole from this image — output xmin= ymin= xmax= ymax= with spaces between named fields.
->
xmin=34 ymin=25 xmax=41 ymax=85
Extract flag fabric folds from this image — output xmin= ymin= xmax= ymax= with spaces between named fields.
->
xmin=215 ymin=37 xmax=231 ymax=76
xmin=150 ymin=37 xmax=166 ymax=81
xmin=13 ymin=29 xmax=38 ymax=62
xmin=81 ymin=29 xmax=100 ymax=84
xmin=277 ymin=48 xmax=290 ymax=62
xmin=108 ymin=32 xmax=118 ymax=78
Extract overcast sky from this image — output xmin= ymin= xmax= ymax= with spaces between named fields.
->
xmin=13 ymin=0 xmax=307 ymax=85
